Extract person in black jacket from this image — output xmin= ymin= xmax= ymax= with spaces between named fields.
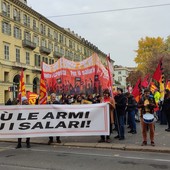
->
xmin=126 ymin=92 xmax=137 ymax=134
xmin=114 ymin=88 xmax=127 ymax=140
xmin=162 ymin=89 xmax=170 ymax=132
xmin=48 ymin=93 xmax=61 ymax=145
xmin=16 ymin=96 xmax=31 ymax=149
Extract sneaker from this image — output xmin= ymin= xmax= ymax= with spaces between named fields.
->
xmin=114 ymin=135 xmax=120 ymax=139
xmin=105 ymin=139 xmax=111 ymax=143
xmin=98 ymin=139 xmax=105 ymax=143
xmin=128 ymin=130 xmax=133 ymax=133
xmin=165 ymin=128 xmax=170 ymax=132
xmin=119 ymin=137 xmax=125 ymax=140
xmin=48 ymin=140 xmax=53 ymax=145
xmin=141 ymin=141 xmax=147 ymax=146
xmin=151 ymin=141 xmax=155 ymax=146
xmin=56 ymin=139 xmax=61 ymax=143
xmin=16 ymin=144 xmax=22 ymax=149
xmin=132 ymin=131 xmax=137 ymax=134
xmin=26 ymin=143 xmax=31 ymax=148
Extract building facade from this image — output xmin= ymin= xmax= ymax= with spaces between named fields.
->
xmin=0 ymin=0 xmax=112 ymax=104
xmin=114 ymin=65 xmax=135 ymax=91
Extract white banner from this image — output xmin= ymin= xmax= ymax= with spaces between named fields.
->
xmin=0 ymin=103 xmax=109 ymax=138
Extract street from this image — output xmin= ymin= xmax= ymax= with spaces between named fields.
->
xmin=0 ymin=142 xmax=169 ymax=170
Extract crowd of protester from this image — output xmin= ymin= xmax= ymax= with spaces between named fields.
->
xmin=5 ymin=87 xmax=170 ymax=148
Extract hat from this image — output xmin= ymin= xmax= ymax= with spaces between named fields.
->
xmin=21 ymin=96 xmax=28 ymax=102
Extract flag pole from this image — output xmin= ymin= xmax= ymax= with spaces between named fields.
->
xmin=106 ymin=54 xmax=120 ymax=136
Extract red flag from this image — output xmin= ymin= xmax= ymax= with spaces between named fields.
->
xmin=152 ymin=59 xmax=163 ymax=82
xmin=152 ymin=58 xmax=165 ymax=99
xmin=18 ymin=69 xmax=26 ymax=102
xmin=132 ymin=78 xmax=141 ymax=102
xmin=141 ymin=74 xmax=150 ymax=88
xmin=27 ymin=91 xmax=38 ymax=105
xmin=106 ymin=54 xmax=114 ymax=97
xmin=39 ymin=70 xmax=47 ymax=104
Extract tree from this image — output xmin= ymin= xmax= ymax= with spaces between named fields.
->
xmin=126 ymin=70 xmax=143 ymax=87
xmin=134 ymin=36 xmax=164 ymax=74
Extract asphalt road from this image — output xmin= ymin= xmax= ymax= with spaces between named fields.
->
xmin=0 ymin=142 xmax=170 ymax=170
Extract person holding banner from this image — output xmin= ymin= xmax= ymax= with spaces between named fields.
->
xmin=48 ymin=93 xmax=62 ymax=145
xmin=138 ymin=88 xmax=156 ymax=146
xmin=98 ymin=89 xmax=115 ymax=143
xmin=16 ymin=96 xmax=31 ymax=149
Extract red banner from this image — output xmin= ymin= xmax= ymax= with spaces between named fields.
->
xmin=42 ymin=54 xmax=110 ymax=95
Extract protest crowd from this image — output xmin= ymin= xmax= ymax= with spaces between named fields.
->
xmin=3 ymin=56 xmax=170 ymax=149
xmin=5 ymin=85 xmax=170 ymax=149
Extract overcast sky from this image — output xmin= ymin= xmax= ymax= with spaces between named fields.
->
xmin=27 ymin=0 xmax=170 ymax=67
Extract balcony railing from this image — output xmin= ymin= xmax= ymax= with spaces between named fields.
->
xmin=53 ymin=51 xmax=62 ymax=58
xmin=40 ymin=46 xmax=51 ymax=55
xmin=22 ymin=39 xmax=36 ymax=50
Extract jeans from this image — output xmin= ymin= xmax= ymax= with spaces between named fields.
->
xmin=128 ymin=110 xmax=136 ymax=132
xmin=115 ymin=115 xmax=125 ymax=138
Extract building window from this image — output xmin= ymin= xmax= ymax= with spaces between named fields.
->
xmin=33 ymin=19 xmax=38 ymax=31
xmin=26 ymin=75 xmax=30 ymax=84
xmin=24 ymin=31 xmax=31 ymax=41
xmin=2 ymin=21 xmax=11 ymax=35
xmin=54 ymin=31 xmax=58 ymax=42
xmin=59 ymin=34 xmax=63 ymax=44
xmin=60 ymin=47 xmax=64 ymax=56
xmin=118 ymin=71 xmax=121 ymax=74
xmin=34 ymin=54 xmax=41 ymax=66
xmin=118 ymin=76 xmax=122 ymax=82
xmin=16 ymin=48 xmax=20 ymax=62
xmin=69 ymin=40 xmax=72 ymax=48
xmin=45 ymin=57 xmax=48 ymax=64
xmin=48 ymin=42 xmax=53 ymax=51
xmin=49 ymin=59 xmax=54 ymax=64
xmin=26 ymin=52 xmax=30 ymax=64
xmin=23 ymin=14 xmax=30 ymax=27
xmin=33 ymin=35 xmax=39 ymax=46
xmin=54 ymin=45 xmax=59 ymax=52
xmin=2 ymin=2 xmax=10 ymax=17
xmin=13 ymin=8 xmax=20 ymax=22
xmin=40 ymin=23 xmax=46 ymax=35
xmin=41 ymin=39 xmax=46 ymax=47
xmin=42 ymin=56 xmax=48 ymax=64
xmin=4 ymin=44 xmax=9 ymax=60
xmin=74 ymin=55 xmax=80 ymax=61
xmin=48 ymin=28 xmax=52 ymax=38
xmin=14 ymin=26 xmax=21 ymax=39
xmin=4 ymin=71 xmax=9 ymax=82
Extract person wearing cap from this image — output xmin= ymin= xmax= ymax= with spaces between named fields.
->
xmin=16 ymin=96 xmax=31 ymax=149
xmin=138 ymin=88 xmax=156 ymax=146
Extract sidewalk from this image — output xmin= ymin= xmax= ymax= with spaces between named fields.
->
xmin=1 ymin=122 xmax=170 ymax=153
